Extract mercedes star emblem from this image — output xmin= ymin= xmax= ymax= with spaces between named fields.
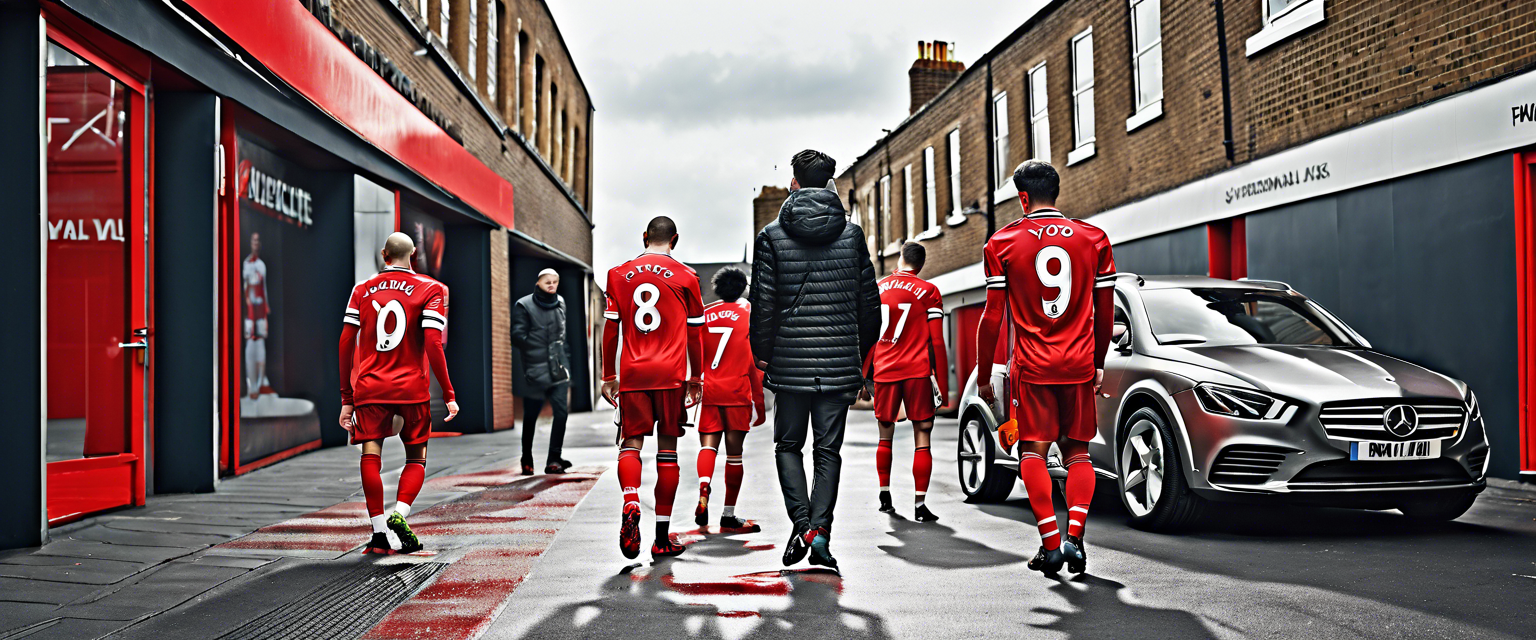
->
xmin=1383 ymin=404 xmax=1420 ymax=438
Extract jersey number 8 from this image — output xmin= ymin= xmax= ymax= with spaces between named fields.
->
xmin=633 ymin=283 xmax=662 ymax=332
xmin=1035 ymin=246 xmax=1071 ymax=319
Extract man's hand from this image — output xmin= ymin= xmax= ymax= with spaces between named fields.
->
xmin=755 ymin=360 xmax=768 ymax=371
xmin=445 ymin=400 xmax=459 ymax=422
xmin=857 ymin=384 xmax=872 ymax=402
xmin=752 ymin=407 xmax=766 ymax=427
xmin=977 ymin=381 xmax=995 ymax=406
xmin=601 ymin=379 xmax=620 ymax=407
xmin=338 ymin=404 xmax=355 ymax=432
xmin=1094 ymin=369 xmax=1105 ymax=393
xmin=684 ymin=381 xmax=703 ymax=408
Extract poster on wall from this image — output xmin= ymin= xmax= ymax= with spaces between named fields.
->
xmin=235 ymin=135 xmax=322 ymax=463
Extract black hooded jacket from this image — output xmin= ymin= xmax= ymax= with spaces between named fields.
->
xmin=749 ymin=188 xmax=880 ymax=394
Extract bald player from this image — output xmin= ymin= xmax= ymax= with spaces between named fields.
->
xmin=339 ymin=232 xmax=459 ymax=555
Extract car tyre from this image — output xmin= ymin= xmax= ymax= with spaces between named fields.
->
xmin=1398 ymin=491 xmax=1477 ymax=521
xmin=1118 ymin=407 xmax=1204 ymax=531
xmin=958 ymin=413 xmax=1012 ymax=503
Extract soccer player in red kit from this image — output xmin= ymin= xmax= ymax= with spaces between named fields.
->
xmin=338 ymin=232 xmax=459 ymax=555
xmin=976 ymin=160 xmax=1114 ymax=576
xmin=694 ymin=266 xmax=766 ymax=532
xmin=861 ymin=242 xmax=948 ymax=522
xmin=600 ymin=216 xmax=706 ymax=560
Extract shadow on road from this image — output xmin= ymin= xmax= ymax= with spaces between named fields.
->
xmin=516 ymin=563 xmax=892 ymax=639
xmin=876 ymin=513 xmax=1028 ymax=569
xmin=1030 ymin=574 xmax=1216 ymax=640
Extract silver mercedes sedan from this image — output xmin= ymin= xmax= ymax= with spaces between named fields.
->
xmin=956 ymin=275 xmax=1491 ymax=531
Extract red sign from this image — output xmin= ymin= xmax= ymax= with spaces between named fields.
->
xmin=182 ymin=0 xmax=515 ymax=228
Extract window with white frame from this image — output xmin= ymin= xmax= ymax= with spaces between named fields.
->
xmin=904 ymin=164 xmax=915 ymax=239
xmin=923 ymin=147 xmax=938 ymax=230
xmin=487 ymin=2 xmax=498 ymax=105
xmin=1128 ymin=0 xmax=1162 ymax=130
xmin=1248 ymin=0 xmax=1325 ymax=56
xmin=1068 ymin=28 xmax=1095 ymax=164
xmin=946 ymin=129 xmax=961 ymax=217
xmin=468 ymin=0 xmax=478 ymax=80
xmin=417 ymin=0 xmax=428 ymax=20
xmin=880 ymin=174 xmax=892 ymax=249
xmin=992 ymin=93 xmax=1010 ymax=187
xmin=439 ymin=0 xmax=450 ymax=42
xmin=1028 ymin=63 xmax=1051 ymax=163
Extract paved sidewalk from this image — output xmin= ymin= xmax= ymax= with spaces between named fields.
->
xmin=0 ymin=410 xmax=617 ymax=640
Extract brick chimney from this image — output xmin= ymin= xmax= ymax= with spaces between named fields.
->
xmin=909 ymin=41 xmax=965 ymax=115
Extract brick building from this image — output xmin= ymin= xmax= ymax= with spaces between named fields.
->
xmin=0 ymin=0 xmax=595 ymax=547
xmin=829 ymin=0 xmax=1536 ymax=479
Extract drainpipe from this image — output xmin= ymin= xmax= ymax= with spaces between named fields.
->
xmin=984 ymin=58 xmax=996 ymax=238
xmin=1213 ymin=0 xmax=1236 ymax=164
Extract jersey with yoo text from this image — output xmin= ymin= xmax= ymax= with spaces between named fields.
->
xmin=868 ymin=270 xmax=944 ymax=382
xmin=983 ymin=209 xmax=1116 ymax=384
xmin=702 ymin=299 xmax=758 ymax=405
xmin=603 ymin=252 xmax=705 ymax=391
xmin=342 ymin=266 xmax=448 ymax=404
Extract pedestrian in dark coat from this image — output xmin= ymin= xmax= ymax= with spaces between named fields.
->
xmin=512 ymin=268 xmax=572 ymax=475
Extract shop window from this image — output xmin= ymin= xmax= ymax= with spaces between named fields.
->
xmin=1068 ymin=28 xmax=1096 ymax=166
xmin=1247 ymin=0 xmax=1325 ymax=56
xmin=1128 ymin=0 xmax=1164 ymax=132
xmin=1028 ymin=62 xmax=1051 ymax=163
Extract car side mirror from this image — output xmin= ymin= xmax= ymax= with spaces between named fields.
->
xmin=1113 ymin=322 xmax=1132 ymax=352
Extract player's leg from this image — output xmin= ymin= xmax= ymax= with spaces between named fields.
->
xmin=719 ymin=429 xmax=757 ymax=531
xmin=1016 ymin=381 xmax=1065 ymax=575
xmin=252 ymin=319 xmax=268 ymax=395
xmin=696 ymin=412 xmax=722 ymax=528
xmin=384 ymin=404 xmax=432 ymax=553
xmin=650 ymin=389 xmax=687 ymax=558
xmin=359 ymin=438 xmax=392 ymax=554
xmin=616 ymin=390 xmax=651 ymax=559
xmin=1058 ymin=383 xmax=1097 ymax=574
xmin=521 ymin=392 xmax=545 ymax=475
xmin=908 ymin=378 xmax=939 ymax=522
xmin=876 ymin=421 xmax=895 ymax=513
xmin=243 ymin=319 xmax=258 ymax=399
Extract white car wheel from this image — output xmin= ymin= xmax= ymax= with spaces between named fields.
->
xmin=1120 ymin=418 xmax=1165 ymax=518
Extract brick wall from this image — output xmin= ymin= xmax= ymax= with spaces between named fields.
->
xmin=752 ymin=186 xmax=789 ymax=235
xmin=490 ymin=229 xmax=514 ymax=430
xmin=834 ymin=0 xmax=1536 ymax=283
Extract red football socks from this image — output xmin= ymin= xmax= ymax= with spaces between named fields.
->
xmin=1064 ymin=452 xmax=1094 ymax=538
xmin=696 ymin=446 xmax=717 ymax=490
xmin=913 ymin=446 xmax=933 ymax=506
xmin=655 ymin=449 xmax=680 ymax=536
xmin=723 ymin=455 xmax=743 ymax=511
xmin=360 ymin=453 xmax=384 ymax=521
xmin=617 ymin=448 xmax=642 ymax=506
xmin=395 ymin=458 xmax=426 ymax=517
xmin=876 ymin=438 xmax=893 ymax=492
xmin=1019 ymin=451 xmax=1060 ymax=550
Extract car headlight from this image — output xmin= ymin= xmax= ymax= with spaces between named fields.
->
xmin=1467 ymin=390 xmax=1481 ymax=422
xmin=1193 ymin=383 xmax=1289 ymax=420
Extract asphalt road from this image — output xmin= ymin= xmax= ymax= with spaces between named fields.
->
xmin=487 ymin=407 xmax=1536 ymax=640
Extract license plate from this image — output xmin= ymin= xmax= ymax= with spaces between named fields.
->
xmin=1350 ymin=439 xmax=1441 ymax=461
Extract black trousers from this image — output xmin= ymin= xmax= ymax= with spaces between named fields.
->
xmin=521 ymin=382 xmax=569 ymax=464
xmin=773 ymin=390 xmax=855 ymax=535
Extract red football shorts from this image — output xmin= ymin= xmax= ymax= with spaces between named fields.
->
xmin=351 ymin=402 xmax=432 ymax=445
xmin=699 ymin=405 xmax=753 ymax=434
xmin=1010 ymin=380 xmax=1096 ymax=443
xmin=618 ymin=388 xmax=687 ymax=439
xmin=873 ymin=378 xmax=936 ymax=423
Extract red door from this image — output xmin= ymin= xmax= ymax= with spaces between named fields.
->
xmin=1515 ymin=152 xmax=1536 ymax=478
xmin=43 ymin=29 xmax=149 ymax=526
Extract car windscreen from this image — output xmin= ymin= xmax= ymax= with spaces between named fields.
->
xmin=1139 ymin=288 xmax=1353 ymax=347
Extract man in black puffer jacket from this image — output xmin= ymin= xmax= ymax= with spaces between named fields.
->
xmin=750 ymin=149 xmax=880 ymax=570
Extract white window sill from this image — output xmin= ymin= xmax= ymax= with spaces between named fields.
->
xmin=946 ymin=211 xmax=968 ymax=227
xmin=915 ymin=227 xmax=943 ymax=241
xmin=1066 ymin=142 xmax=1096 ymax=166
xmin=1246 ymin=0 xmax=1325 ymax=56
xmin=1126 ymin=100 xmax=1163 ymax=133
xmin=992 ymin=184 xmax=1016 ymax=207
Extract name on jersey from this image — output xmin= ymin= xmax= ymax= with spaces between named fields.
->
xmin=361 ymin=279 xmax=417 ymax=299
xmin=1027 ymin=224 xmax=1075 ymax=239
xmin=707 ymin=308 xmax=742 ymax=323
xmin=879 ymin=279 xmax=931 ymax=299
xmin=624 ymin=263 xmax=675 ymax=281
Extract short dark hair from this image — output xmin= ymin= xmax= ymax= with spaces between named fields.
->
xmin=711 ymin=266 xmax=748 ymax=302
xmin=1012 ymin=160 xmax=1060 ymax=204
xmin=644 ymin=216 xmax=677 ymax=244
xmin=791 ymin=149 xmax=837 ymax=189
xmin=900 ymin=242 xmax=926 ymax=273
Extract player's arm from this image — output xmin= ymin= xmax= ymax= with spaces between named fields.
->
xmin=422 ymin=286 xmax=458 ymax=420
xmin=750 ymin=358 xmax=767 ymax=426
xmin=975 ymin=246 xmax=1007 ymax=405
xmin=338 ymin=295 xmax=361 ymax=430
xmin=1093 ymin=236 xmax=1119 ymax=389
xmin=685 ymin=277 xmax=706 ymax=407
xmin=928 ymin=301 xmax=949 ymax=400
xmin=600 ymin=278 xmax=621 ymax=406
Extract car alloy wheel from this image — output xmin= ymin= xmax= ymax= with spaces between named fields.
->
xmin=1120 ymin=418 xmax=1165 ymax=518
xmin=959 ymin=418 xmax=988 ymax=495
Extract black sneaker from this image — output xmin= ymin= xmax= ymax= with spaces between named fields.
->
xmin=878 ymin=491 xmax=896 ymax=513
xmin=782 ymin=527 xmax=811 ymax=566
xmin=362 ymin=532 xmax=394 ymax=555
xmin=808 ymin=529 xmax=837 ymax=569
xmin=1028 ymin=545 xmax=1065 ymax=576
xmin=1061 ymin=534 xmax=1087 ymax=574
xmin=914 ymin=504 xmax=940 ymax=522
xmin=719 ymin=515 xmax=760 ymax=532
xmin=695 ymin=484 xmax=711 ymax=527
xmin=386 ymin=513 xmax=423 ymax=554
xmin=544 ymin=463 xmax=566 ymax=475
xmin=651 ymin=534 xmax=687 ymax=559
xmin=552 ymin=458 xmax=573 ymax=472
xmin=521 ymin=456 xmax=535 ymax=476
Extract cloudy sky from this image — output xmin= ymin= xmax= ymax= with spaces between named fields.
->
xmin=553 ymin=0 xmax=1047 ymax=275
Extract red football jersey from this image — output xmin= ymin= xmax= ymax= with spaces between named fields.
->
xmin=342 ymin=266 xmax=449 ymax=404
xmin=701 ymin=299 xmax=762 ymax=406
xmin=603 ymin=252 xmax=705 ymax=391
xmin=868 ymin=270 xmax=944 ymax=383
xmin=983 ymin=209 xmax=1116 ymax=384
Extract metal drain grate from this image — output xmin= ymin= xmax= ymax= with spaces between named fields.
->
xmin=218 ymin=561 xmax=447 ymax=640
